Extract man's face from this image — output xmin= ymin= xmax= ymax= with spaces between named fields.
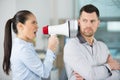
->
xmin=78 ymin=11 xmax=100 ymax=37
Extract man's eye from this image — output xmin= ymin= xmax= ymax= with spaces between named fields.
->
xmin=91 ymin=20 xmax=96 ymax=23
xmin=83 ymin=20 xmax=87 ymax=22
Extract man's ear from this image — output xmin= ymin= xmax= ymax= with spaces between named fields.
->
xmin=17 ymin=22 xmax=24 ymax=30
xmin=78 ymin=19 xmax=80 ymax=27
xmin=98 ymin=20 xmax=100 ymax=27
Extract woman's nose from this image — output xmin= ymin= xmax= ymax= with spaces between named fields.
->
xmin=36 ymin=25 xmax=39 ymax=29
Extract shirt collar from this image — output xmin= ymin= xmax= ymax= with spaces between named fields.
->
xmin=14 ymin=37 xmax=33 ymax=46
xmin=77 ymin=33 xmax=97 ymax=45
xmin=77 ymin=33 xmax=86 ymax=43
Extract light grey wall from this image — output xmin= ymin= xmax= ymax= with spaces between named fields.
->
xmin=57 ymin=0 xmax=74 ymax=19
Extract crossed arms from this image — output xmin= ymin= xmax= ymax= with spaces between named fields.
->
xmin=74 ymin=55 xmax=120 ymax=80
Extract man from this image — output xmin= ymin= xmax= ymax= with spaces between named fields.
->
xmin=64 ymin=4 xmax=120 ymax=80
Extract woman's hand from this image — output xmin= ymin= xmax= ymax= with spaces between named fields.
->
xmin=48 ymin=35 xmax=59 ymax=52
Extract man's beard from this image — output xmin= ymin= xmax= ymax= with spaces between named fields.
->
xmin=82 ymin=28 xmax=94 ymax=37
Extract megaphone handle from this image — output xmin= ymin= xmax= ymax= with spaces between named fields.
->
xmin=50 ymin=34 xmax=57 ymax=36
xmin=49 ymin=34 xmax=57 ymax=39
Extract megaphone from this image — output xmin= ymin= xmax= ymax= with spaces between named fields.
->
xmin=42 ymin=20 xmax=78 ymax=38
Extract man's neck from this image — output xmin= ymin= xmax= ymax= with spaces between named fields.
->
xmin=83 ymin=35 xmax=94 ymax=45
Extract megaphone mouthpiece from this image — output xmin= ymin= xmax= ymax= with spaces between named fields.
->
xmin=43 ymin=25 xmax=48 ymax=34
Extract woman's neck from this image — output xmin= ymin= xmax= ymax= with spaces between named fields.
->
xmin=17 ymin=35 xmax=32 ymax=42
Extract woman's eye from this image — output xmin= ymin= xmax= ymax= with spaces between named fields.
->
xmin=32 ymin=21 xmax=37 ymax=24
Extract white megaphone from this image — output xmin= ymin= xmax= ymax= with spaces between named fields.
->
xmin=42 ymin=20 xmax=78 ymax=38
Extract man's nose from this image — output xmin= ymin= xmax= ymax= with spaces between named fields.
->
xmin=86 ymin=21 xmax=92 ymax=27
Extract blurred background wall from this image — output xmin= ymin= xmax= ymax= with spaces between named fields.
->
xmin=0 ymin=0 xmax=120 ymax=80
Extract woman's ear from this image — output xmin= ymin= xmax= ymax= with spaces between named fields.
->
xmin=17 ymin=22 xmax=24 ymax=30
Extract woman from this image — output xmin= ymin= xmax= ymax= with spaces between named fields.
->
xmin=3 ymin=10 xmax=59 ymax=80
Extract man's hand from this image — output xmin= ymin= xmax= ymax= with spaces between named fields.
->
xmin=73 ymin=71 xmax=84 ymax=80
xmin=107 ymin=55 xmax=120 ymax=70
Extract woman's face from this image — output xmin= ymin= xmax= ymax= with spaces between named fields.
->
xmin=18 ymin=14 xmax=38 ymax=42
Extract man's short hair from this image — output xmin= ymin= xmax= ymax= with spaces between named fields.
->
xmin=79 ymin=4 xmax=100 ymax=18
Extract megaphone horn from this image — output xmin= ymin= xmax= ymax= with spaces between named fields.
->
xmin=42 ymin=20 xmax=78 ymax=38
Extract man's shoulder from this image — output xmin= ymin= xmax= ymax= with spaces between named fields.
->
xmin=65 ymin=37 xmax=79 ymax=45
xmin=96 ymin=40 xmax=106 ymax=45
xmin=95 ymin=40 xmax=108 ymax=49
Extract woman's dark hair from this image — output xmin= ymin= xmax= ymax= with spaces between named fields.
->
xmin=3 ymin=10 xmax=33 ymax=75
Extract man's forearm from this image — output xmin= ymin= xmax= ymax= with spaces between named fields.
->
xmin=106 ymin=70 xmax=120 ymax=80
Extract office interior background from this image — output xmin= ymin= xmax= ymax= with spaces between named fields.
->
xmin=0 ymin=0 xmax=120 ymax=80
